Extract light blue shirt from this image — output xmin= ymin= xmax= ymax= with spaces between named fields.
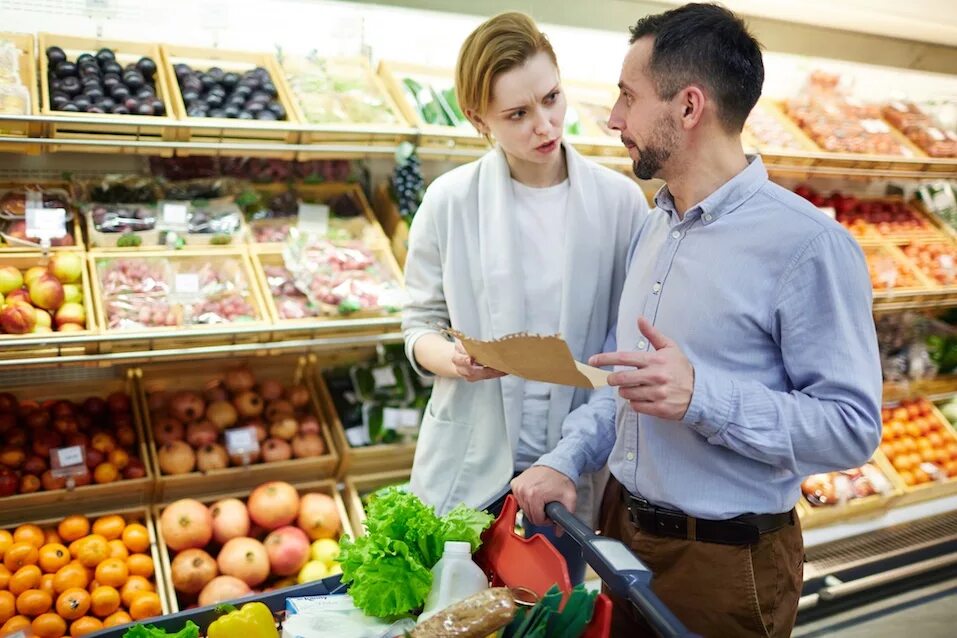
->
xmin=537 ymin=156 xmax=882 ymax=519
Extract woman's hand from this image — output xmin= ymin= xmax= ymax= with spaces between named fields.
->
xmin=452 ymin=340 xmax=506 ymax=382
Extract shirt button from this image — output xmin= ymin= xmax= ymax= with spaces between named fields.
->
xmin=704 ymin=213 xmax=713 ymax=222
xmin=671 ymin=230 xmax=681 ymax=239
xmin=626 ymin=452 xmax=635 ymax=461
xmin=637 ymin=340 xmax=647 ymax=349
xmin=652 ymin=282 xmax=662 ymax=293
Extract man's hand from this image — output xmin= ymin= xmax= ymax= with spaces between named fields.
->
xmin=511 ymin=466 xmax=577 ymax=526
xmin=590 ymin=317 xmax=694 ymax=420
xmin=452 ymin=340 xmax=506 ymax=382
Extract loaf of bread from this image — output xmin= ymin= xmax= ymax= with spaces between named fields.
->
xmin=411 ymin=587 xmax=517 ymax=637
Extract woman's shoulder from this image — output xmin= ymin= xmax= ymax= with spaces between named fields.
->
xmin=423 ymin=158 xmax=482 ymax=204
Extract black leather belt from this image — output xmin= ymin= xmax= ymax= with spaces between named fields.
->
xmin=621 ymin=490 xmax=795 ymax=546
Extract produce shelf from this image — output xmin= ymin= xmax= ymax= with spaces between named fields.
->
xmin=0 ymin=32 xmax=41 ymax=155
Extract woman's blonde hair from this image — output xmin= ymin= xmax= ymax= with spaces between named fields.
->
xmin=455 ymin=12 xmax=558 ymax=138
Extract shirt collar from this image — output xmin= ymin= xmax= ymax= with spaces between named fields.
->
xmin=653 ymin=155 xmax=768 ymax=226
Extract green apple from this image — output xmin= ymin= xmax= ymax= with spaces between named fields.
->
xmin=310 ymin=538 xmax=340 ymax=566
xmin=297 ymin=560 xmax=328 ymax=584
xmin=62 ymin=284 xmax=83 ymax=304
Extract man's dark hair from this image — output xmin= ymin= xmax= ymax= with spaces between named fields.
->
xmin=629 ymin=3 xmax=763 ymax=132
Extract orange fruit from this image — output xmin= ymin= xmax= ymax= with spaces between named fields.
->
xmin=31 ymin=612 xmax=68 ymax=637
xmin=103 ymin=610 xmax=132 ymax=627
xmin=0 ymin=529 xmax=13 ymax=559
xmin=9 ymin=565 xmax=42 ymax=596
xmin=39 ymin=543 xmax=72 ymax=574
xmin=70 ymin=616 xmax=104 ymax=637
xmin=0 ymin=565 xmax=10 ymax=590
xmin=93 ymin=463 xmax=120 ymax=485
xmin=44 ymin=529 xmax=62 ymax=546
xmin=75 ymin=535 xmax=109 ymax=568
xmin=40 ymin=573 xmax=56 ymax=598
xmin=68 ymin=538 xmax=82 ymax=557
xmin=91 ymin=516 xmax=125 ymax=541
xmin=56 ymin=587 xmax=91 ymax=620
xmin=4 ymin=541 xmax=39 ymax=571
xmin=126 ymin=554 xmax=154 ymax=579
xmin=16 ymin=588 xmax=53 ymax=616
xmin=120 ymin=576 xmax=153 ymax=607
xmin=121 ymin=524 xmax=149 ymax=554
xmin=128 ymin=591 xmax=162 ymax=621
xmin=53 ymin=563 xmax=89 ymax=594
xmin=94 ymin=558 xmax=128 ymax=588
xmin=14 ymin=524 xmax=46 ymax=549
xmin=0 ymin=590 xmax=15 ymax=625
xmin=2 ymin=615 xmax=31 ymax=633
xmin=107 ymin=540 xmax=129 ymax=561
xmin=58 ymin=516 xmax=90 ymax=544
xmin=89 ymin=586 xmax=120 ymax=618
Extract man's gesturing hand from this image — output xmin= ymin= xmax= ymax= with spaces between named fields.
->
xmin=511 ymin=466 xmax=577 ymax=527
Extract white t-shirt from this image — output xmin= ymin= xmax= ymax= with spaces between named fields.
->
xmin=511 ymin=177 xmax=569 ymax=470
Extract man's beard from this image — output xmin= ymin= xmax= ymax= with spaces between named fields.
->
xmin=630 ymin=114 xmax=679 ymax=180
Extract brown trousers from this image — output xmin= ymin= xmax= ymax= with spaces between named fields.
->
xmin=600 ymin=478 xmax=804 ymax=638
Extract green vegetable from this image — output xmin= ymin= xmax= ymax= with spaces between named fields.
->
xmin=503 ymin=585 xmax=597 ymax=638
xmin=116 ymin=232 xmax=142 ymax=248
xmin=338 ymin=488 xmax=493 ymax=618
xmin=122 ymin=620 xmax=200 ymax=638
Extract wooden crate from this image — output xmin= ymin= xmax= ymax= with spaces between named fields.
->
xmin=342 ymin=470 xmax=413 ymax=537
xmin=0 ymin=506 xmax=172 ymax=616
xmin=0 ymin=182 xmax=85 ymax=252
xmin=372 ymin=182 xmax=408 ymax=268
xmin=245 ymin=182 xmax=389 ymax=251
xmin=796 ymin=452 xmax=904 ymax=530
xmin=281 ymin=55 xmax=415 ymax=159
xmin=0 ymin=252 xmax=98 ymax=358
xmin=83 ymin=202 xmax=161 ymax=249
xmin=160 ymin=44 xmax=301 ymax=159
xmin=843 ymin=197 xmax=951 ymax=247
xmin=88 ymin=249 xmax=271 ymax=350
xmin=153 ymin=479 xmax=352 ymax=612
xmin=38 ymin=33 xmax=177 ymax=155
xmin=310 ymin=350 xmax=417 ymax=479
xmin=377 ymin=60 xmax=487 ymax=154
xmin=885 ymin=402 xmax=957 ymax=507
xmin=0 ymin=32 xmax=41 ymax=155
xmin=0 ymin=369 xmax=154 ymax=525
xmin=86 ymin=201 xmax=250 ymax=251
xmin=139 ymin=355 xmax=340 ymax=502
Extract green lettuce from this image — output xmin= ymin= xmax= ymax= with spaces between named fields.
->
xmin=122 ymin=621 xmax=200 ymax=638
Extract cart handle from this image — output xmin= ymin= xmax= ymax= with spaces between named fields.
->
xmin=544 ymin=501 xmax=697 ymax=638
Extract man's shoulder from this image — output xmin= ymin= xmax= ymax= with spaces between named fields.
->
xmin=754 ymin=181 xmax=851 ymax=241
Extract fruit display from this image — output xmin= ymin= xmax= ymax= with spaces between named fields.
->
xmin=85 ymin=203 xmax=158 ymax=248
xmin=0 ymin=254 xmax=90 ymax=335
xmin=171 ymin=62 xmax=287 ymax=121
xmin=283 ymin=234 xmax=406 ymax=317
xmin=792 ymin=185 xmax=938 ymax=241
xmin=0 ymin=386 xmax=148 ymax=502
xmin=282 ymin=56 xmax=400 ymax=125
xmin=864 ymin=246 xmax=924 ymax=291
xmin=899 ymin=241 xmax=957 ymax=287
xmin=879 ymin=398 xmax=957 ymax=488
xmin=94 ymin=255 xmax=261 ymax=330
xmin=0 ymin=38 xmax=31 ymax=115
xmin=800 ymin=462 xmax=894 ymax=507
xmin=0 ymin=188 xmax=78 ymax=249
xmin=261 ymin=262 xmax=313 ymax=320
xmin=391 ymin=149 xmax=424 ymax=220
xmin=744 ymin=101 xmax=812 ymax=151
xmin=882 ymin=101 xmax=957 ymax=158
xmin=44 ymin=44 xmax=165 ymax=116
xmin=149 ymin=156 xmax=355 ymax=183
xmin=156 ymin=481 xmax=345 ymax=610
xmin=783 ymin=71 xmax=910 ymax=156
xmin=243 ymin=185 xmax=378 ymax=245
xmin=0 ymin=511 xmax=164 ymax=635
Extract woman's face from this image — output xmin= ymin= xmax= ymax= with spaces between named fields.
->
xmin=472 ymin=51 xmax=567 ymax=165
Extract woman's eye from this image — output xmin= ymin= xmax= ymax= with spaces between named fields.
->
xmin=544 ymin=91 xmax=559 ymax=104
xmin=509 ymin=110 xmax=525 ymax=120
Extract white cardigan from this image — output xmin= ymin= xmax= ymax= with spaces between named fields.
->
xmin=402 ymin=143 xmax=647 ymax=521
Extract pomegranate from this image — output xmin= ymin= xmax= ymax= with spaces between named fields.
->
xmin=258 ymin=379 xmax=284 ymax=402
xmin=247 ymin=481 xmax=300 ymax=530
xmin=153 ymin=417 xmax=185 ymax=445
xmin=285 ymin=384 xmax=310 ymax=408
xmin=196 ymin=444 xmax=229 ymax=473
xmin=292 ymin=433 xmax=325 ymax=459
xmin=298 ymin=416 xmax=321 ymax=435
xmin=186 ymin=421 xmax=218 ymax=448
xmin=269 ymin=417 xmax=298 ymax=441
xmin=210 ymin=497 xmax=250 ymax=544
xmin=261 ymin=438 xmax=292 ymax=463
xmin=224 ymin=366 xmax=256 ymax=394
xmin=298 ymin=492 xmax=341 ymax=540
xmin=205 ymin=400 xmax=238 ymax=430
xmin=158 ymin=441 xmax=196 ymax=475
xmin=198 ymin=576 xmax=251 ymax=607
xmin=170 ymin=548 xmax=218 ymax=595
xmin=264 ymin=399 xmax=294 ymax=423
xmin=169 ymin=391 xmax=205 ymax=423
xmin=264 ymin=526 xmax=310 ymax=576
xmin=106 ymin=391 xmax=131 ymax=414
xmin=160 ymin=498 xmax=213 ymax=551
xmin=217 ymin=537 xmax=269 ymax=587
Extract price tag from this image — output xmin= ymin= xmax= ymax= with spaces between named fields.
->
xmin=345 ymin=424 xmax=371 ymax=447
xmin=928 ymin=127 xmax=946 ymax=142
xmin=297 ymin=203 xmax=329 ymax=236
xmin=225 ymin=426 xmax=260 ymax=458
xmin=372 ymin=366 xmax=397 ymax=389
xmin=159 ymin=202 xmax=189 ymax=231
xmin=940 ymin=254 xmax=955 ymax=272
xmin=382 ymin=407 xmax=421 ymax=432
xmin=26 ymin=207 xmax=67 ymax=241
xmin=817 ymin=206 xmax=836 ymax=220
xmin=174 ymin=273 xmax=200 ymax=294
xmin=50 ymin=445 xmax=88 ymax=479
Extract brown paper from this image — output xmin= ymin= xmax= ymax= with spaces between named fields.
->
xmin=446 ymin=329 xmax=609 ymax=389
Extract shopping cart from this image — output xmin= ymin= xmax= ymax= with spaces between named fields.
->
xmin=85 ymin=494 xmax=692 ymax=638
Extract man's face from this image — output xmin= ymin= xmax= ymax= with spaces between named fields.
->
xmin=608 ymin=37 xmax=680 ymax=181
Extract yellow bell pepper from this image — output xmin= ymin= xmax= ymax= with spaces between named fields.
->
xmin=207 ymin=602 xmax=278 ymax=638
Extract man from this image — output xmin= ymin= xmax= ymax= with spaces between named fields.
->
xmin=512 ymin=4 xmax=882 ymax=637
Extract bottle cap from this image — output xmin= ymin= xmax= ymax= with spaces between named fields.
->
xmin=444 ymin=540 xmax=472 ymax=555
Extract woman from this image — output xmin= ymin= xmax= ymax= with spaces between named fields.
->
xmin=402 ymin=12 xmax=647 ymax=582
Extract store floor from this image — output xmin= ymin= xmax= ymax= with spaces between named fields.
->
xmin=794 ymin=577 xmax=957 ymax=638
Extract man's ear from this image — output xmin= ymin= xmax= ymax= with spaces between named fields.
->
xmin=678 ymin=86 xmax=706 ymax=129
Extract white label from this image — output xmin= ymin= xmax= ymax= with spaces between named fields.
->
xmin=861 ymin=119 xmax=890 ymax=134
xmin=297 ymin=203 xmax=330 ymax=236
xmin=26 ymin=207 xmax=67 ymax=240
xmin=928 ymin=127 xmax=946 ymax=142
xmin=382 ymin=407 xmax=421 ymax=432
xmin=345 ymin=424 xmax=371 ymax=447
xmin=225 ymin=426 xmax=259 ymax=455
xmin=372 ymin=366 xmax=397 ymax=389
xmin=877 ymin=269 xmax=898 ymax=288
xmin=174 ymin=273 xmax=200 ymax=294
xmin=57 ymin=445 xmax=84 ymax=467
xmin=163 ymin=203 xmax=189 ymax=225
xmin=940 ymin=254 xmax=955 ymax=271
xmin=817 ymin=206 xmax=836 ymax=220
xmin=51 ymin=445 xmax=88 ymax=478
